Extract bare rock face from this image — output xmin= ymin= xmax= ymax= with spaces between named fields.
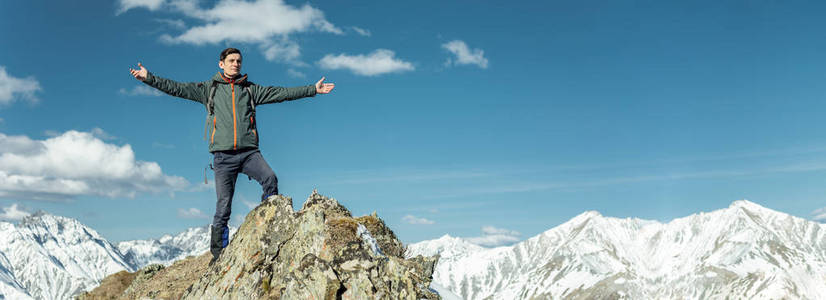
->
xmin=148 ymin=191 xmax=441 ymax=299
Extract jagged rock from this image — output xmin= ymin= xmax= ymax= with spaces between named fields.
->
xmin=84 ymin=191 xmax=440 ymax=299
xmin=184 ymin=191 xmax=440 ymax=299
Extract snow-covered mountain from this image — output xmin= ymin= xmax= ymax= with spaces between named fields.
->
xmin=407 ymin=200 xmax=826 ymax=299
xmin=0 ymin=212 xmax=133 ymax=300
xmin=4 ymin=200 xmax=825 ymax=299
xmin=118 ymin=225 xmax=210 ymax=268
xmin=0 ymin=209 xmax=237 ymax=300
xmin=0 ymin=250 xmax=33 ymax=300
xmin=118 ymin=225 xmax=236 ymax=268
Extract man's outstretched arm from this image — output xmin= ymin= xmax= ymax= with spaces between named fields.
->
xmin=253 ymin=77 xmax=335 ymax=105
xmin=129 ymin=62 xmax=206 ymax=104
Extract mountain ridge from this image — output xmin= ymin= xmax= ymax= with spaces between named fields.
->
xmin=1 ymin=199 xmax=824 ymax=299
xmin=407 ymin=199 xmax=826 ymax=299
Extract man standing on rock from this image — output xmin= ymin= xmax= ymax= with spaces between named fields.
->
xmin=129 ymin=48 xmax=335 ymax=263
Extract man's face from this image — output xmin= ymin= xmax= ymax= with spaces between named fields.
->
xmin=219 ymin=53 xmax=242 ymax=77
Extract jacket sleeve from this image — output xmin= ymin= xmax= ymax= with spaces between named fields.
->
xmin=251 ymin=84 xmax=317 ymax=105
xmin=142 ymin=72 xmax=207 ymax=104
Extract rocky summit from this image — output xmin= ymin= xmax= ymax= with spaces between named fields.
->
xmin=79 ymin=191 xmax=440 ymax=299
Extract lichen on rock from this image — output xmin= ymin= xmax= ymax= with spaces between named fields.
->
xmin=184 ymin=190 xmax=440 ymax=299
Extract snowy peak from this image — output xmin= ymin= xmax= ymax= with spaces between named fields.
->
xmin=0 ymin=210 xmax=133 ymax=300
xmin=406 ymin=234 xmax=485 ymax=258
xmin=0 ymin=209 xmax=228 ymax=300
xmin=118 ymin=224 xmax=234 ymax=268
xmin=411 ymin=200 xmax=826 ymax=299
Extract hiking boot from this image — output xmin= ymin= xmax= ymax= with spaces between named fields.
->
xmin=210 ymin=224 xmax=224 ymax=262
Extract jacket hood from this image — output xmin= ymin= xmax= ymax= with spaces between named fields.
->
xmin=211 ymin=72 xmax=249 ymax=84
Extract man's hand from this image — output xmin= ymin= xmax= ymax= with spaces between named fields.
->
xmin=315 ymin=77 xmax=335 ymax=94
xmin=129 ymin=62 xmax=148 ymax=81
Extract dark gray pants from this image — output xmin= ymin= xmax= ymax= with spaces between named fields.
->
xmin=211 ymin=148 xmax=277 ymax=251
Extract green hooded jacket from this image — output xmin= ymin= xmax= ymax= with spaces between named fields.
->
xmin=142 ymin=72 xmax=317 ymax=152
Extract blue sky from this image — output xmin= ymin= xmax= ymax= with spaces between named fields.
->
xmin=2 ymin=0 xmax=826 ymax=245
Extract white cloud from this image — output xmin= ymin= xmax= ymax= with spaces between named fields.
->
xmin=287 ymin=68 xmax=306 ymax=78
xmin=155 ymin=18 xmax=186 ymax=29
xmin=442 ymin=40 xmax=489 ymax=69
xmin=402 ymin=214 xmax=435 ymax=225
xmin=116 ymin=0 xmax=165 ymax=15
xmin=0 ymin=66 xmax=41 ymax=106
xmin=812 ymin=207 xmax=826 ymax=221
xmin=119 ymin=0 xmax=344 ymax=66
xmin=481 ymin=226 xmax=520 ymax=236
xmin=352 ymin=26 xmax=371 ymax=37
xmin=333 ymin=168 xmax=489 ymax=185
xmin=0 ymin=130 xmax=189 ymax=201
xmin=177 ymin=207 xmax=209 ymax=219
xmin=318 ymin=49 xmax=414 ymax=76
xmin=465 ymin=226 xmax=521 ymax=247
xmin=157 ymin=0 xmax=342 ymax=45
xmin=0 ymin=203 xmax=30 ymax=222
xmin=91 ymin=127 xmax=116 ymax=140
xmin=261 ymin=38 xmax=303 ymax=65
xmin=119 ymin=85 xmax=164 ymax=97
xmin=238 ymin=195 xmax=257 ymax=209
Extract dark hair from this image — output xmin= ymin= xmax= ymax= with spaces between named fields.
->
xmin=219 ymin=48 xmax=242 ymax=61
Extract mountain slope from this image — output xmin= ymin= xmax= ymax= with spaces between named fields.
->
xmin=117 ymin=225 xmax=236 ymax=268
xmin=0 ymin=209 xmax=233 ymax=300
xmin=0 ymin=212 xmax=134 ymax=300
xmin=0 ymin=249 xmax=33 ymax=300
xmin=408 ymin=200 xmax=826 ymax=299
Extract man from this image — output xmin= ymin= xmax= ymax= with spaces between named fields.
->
xmin=129 ymin=48 xmax=334 ymax=263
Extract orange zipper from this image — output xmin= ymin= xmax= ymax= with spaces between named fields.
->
xmin=210 ymin=116 xmax=216 ymax=144
xmin=231 ymin=83 xmax=237 ymax=150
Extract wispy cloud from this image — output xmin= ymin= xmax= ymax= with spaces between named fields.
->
xmin=0 ymin=130 xmax=189 ymax=201
xmin=318 ymin=49 xmax=414 ymax=76
xmin=332 ymin=168 xmax=490 ymax=185
xmin=426 ymin=155 xmax=826 ymax=199
xmin=287 ymin=68 xmax=306 ymax=78
xmin=402 ymin=214 xmax=434 ymax=225
xmin=116 ymin=0 xmax=165 ymax=15
xmin=0 ymin=203 xmax=31 ymax=222
xmin=0 ymin=66 xmax=41 ymax=106
xmin=119 ymin=85 xmax=164 ymax=97
xmin=91 ymin=127 xmax=117 ymax=140
xmin=260 ymin=38 xmax=304 ymax=65
xmin=239 ymin=195 xmax=257 ymax=209
xmin=442 ymin=40 xmax=489 ymax=69
xmin=812 ymin=207 xmax=826 ymax=222
xmin=177 ymin=207 xmax=209 ymax=219
xmin=465 ymin=226 xmax=521 ymax=247
xmin=351 ymin=26 xmax=371 ymax=37
xmin=154 ymin=18 xmax=185 ymax=29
